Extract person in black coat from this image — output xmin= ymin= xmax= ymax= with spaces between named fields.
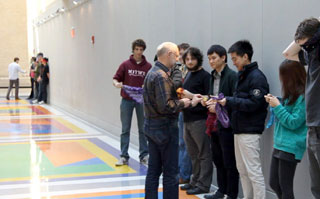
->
xmin=218 ymin=40 xmax=269 ymax=199
xmin=203 ymin=45 xmax=239 ymax=199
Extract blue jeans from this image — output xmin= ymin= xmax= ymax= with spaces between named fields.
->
xmin=144 ymin=118 xmax=179 ymax=199
xmin=120 ymin=98 xmax=148 ymax=160
xmin=178 ymin=112 xmax=192 ymax=181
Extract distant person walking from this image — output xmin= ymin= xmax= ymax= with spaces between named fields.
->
xmin=6 ymin=57 xmax=26 ymax=100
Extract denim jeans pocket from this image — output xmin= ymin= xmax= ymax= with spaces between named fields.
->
xmin=145 ymin=122 xmax=170 ymax=145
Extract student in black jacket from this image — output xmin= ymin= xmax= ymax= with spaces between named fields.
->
xmin=218 ymin=40 xmax=269 ymax=199
xmin=203 ymin=45 xmax=239 ymax=199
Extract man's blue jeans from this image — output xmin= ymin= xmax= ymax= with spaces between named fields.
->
xmin=178 ymin=112 xmax=192 ymax=181
xmin=144 ymin=118 xmax=179 ymax=199
xmin=120 ymin=98 xmax=148 ymax=160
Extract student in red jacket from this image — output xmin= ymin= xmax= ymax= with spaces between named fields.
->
xmin=113 ymin=39 xmax=151 ymax=166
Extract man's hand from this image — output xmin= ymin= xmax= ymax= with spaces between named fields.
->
xmin=113 ymin=79 xmax=123 ymax=88
xmin=206 ymin=98 xmax=216 ymax=105
xmin=182 ymin=89 xmax=194 ymax=99
xmin=181 ymin=98 xmax=191 ymax=108
xmin=218 ymin=98 xmax=227 ymax=106
xmin=191 ymin=94 xmax=202 ymax=107
xmin=114 ymin=82 xmax=123 ymax=88
xmin=207 ymin=103 xmax=216 ymax=113
xmin=200 ymin=96 xmax=209 ymax=106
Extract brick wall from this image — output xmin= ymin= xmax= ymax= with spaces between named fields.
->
xmin=0 ymin=0 xmax=28 ymax=79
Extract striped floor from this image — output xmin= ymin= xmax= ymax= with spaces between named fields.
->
xmin=0 ymin=98 xmax=204 ymax=199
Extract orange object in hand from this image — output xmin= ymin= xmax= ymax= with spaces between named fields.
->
xmin=176 ymin=88 xmax=184 ymax=99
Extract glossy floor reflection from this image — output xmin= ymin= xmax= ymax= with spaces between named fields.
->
xmin=0 ymin=98 xmax=202 ymax=199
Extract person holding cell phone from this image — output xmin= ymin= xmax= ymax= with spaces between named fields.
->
xmin=265 ymin=60 xmax=307 ymax=199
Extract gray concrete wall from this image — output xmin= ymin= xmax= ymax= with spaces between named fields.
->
xmin=34 ymin=0 xmax=320 ymax=198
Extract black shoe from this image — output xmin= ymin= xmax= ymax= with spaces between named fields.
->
xmin=204 ymin=191 xmax=225 ymax=199
xmin=186 ymin=187 xmax=208 ymax=195
xmin=180 ymin=183 xmax=193 ymax=191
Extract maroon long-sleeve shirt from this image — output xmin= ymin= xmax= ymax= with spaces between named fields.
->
xmin=113 ymin=55 xmax=151 ymax=100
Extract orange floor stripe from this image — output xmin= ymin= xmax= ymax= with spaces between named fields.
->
xmin=37 ymin=141 xmax=95 ymax=167
xmin=49 ymin=188 xmax=199 ymax=198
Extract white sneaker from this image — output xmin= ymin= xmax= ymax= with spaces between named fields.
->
xmin=115 ymin=157 xmax=128 ymax=166
xmin=140 ymin=155 xmax=149 ymax=165
xmin=32 ymin=99 xmax=38 ymax=104
xmin=38 ymin=101 xmax=45 ymax=105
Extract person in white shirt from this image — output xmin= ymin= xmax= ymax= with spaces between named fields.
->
xmin=6 ymin=57 xmax=26 ymax=100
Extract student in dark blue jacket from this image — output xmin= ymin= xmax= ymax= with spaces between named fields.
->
xmin=218 ymin=40 xmax=269 ymax=199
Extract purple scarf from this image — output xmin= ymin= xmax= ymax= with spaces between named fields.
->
xmin=122 ymin=85 xmax=144 ymax=104
xmin=211 ymin=93 xmax=230 ymax=128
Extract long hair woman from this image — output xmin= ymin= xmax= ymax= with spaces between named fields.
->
xmin=265 ymin=60 xmax=307 ymax=199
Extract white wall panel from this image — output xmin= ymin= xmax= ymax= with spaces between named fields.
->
xmin=35 ymin=1 xmax=320 ymax=198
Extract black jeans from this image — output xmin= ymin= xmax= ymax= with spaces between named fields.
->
xmin=144 ymin=118 xmax=179 ymax=199
xmin=269 ymin=155 xmax=297 ymax=199
xmin=34 ymin=81 xmax=39 ymax=99
xmin=28 ymin=78 xmax=35 ymax=98
xmin=38 ymin=81 xmax=48 ymax=103
xmin=211 ymin=128 xmax=239 ymax=199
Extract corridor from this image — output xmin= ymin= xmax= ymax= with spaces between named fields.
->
xmin=0 ymin=98 xmax=200 ymax=199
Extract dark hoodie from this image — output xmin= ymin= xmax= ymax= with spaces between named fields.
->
xmin=113 ymin=55 xmax=151 ymax=100
xmin=298 ymin=27 xmax=320 ymax=126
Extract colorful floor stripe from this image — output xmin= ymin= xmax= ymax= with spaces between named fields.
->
xmin=0 ymin=105 xmax=52 ymax=116
xmin=0 ymin=99 xmax=30 ymax=105
xmin=48 ymin=188 xmax=199 ymax=199
xmin=0 ymin=99 xmax=201 ymax=199
xmin=0 ymin=117 xmax=86 ymax=136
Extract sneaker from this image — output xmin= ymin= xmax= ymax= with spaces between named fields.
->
xmin=38 ymin=101 xmax=45 ymax=105
xmin=186 ymin=187 xmax=208 ymax=195
xmin=204 ymin=191 xmax=225 ymax=199
xmin=180 ymin=183 xmax=193 ymax=191
xmin=32 ymin=99 xmax=38 ymax=104
xmin=115 ymin=157 xmax=128 ymax=166
xmin=140 ymin=155 xmax=149 ymax=165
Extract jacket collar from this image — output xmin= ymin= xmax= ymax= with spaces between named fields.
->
xmin=211 ymin=64 xmax=229 ymax=77
xmin=155 ymin=61 xmax=170 ymax=73
xmin=239 ymin=62 xmax=258 ymax=78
